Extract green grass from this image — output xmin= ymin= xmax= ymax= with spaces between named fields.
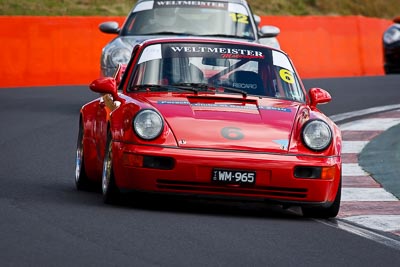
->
xmin=1 ymin=0 xmax=399 ymax=19
xmin=0 ymin=0 xmax=135 ymax=16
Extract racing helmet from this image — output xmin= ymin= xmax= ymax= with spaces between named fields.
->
xmin=153 ymin=7 xmax=177 ymax=27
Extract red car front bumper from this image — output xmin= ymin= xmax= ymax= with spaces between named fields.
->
xmin=112 ymin=141 xmax=341 ymax=205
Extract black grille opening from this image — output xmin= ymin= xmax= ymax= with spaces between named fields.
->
xmin=294 ymin=166 xmax=322 ymax=179
xmin=156 ymin=179 xmax=308 ymax=198
xmin=143 ymin=156 xmax=175 ymax=170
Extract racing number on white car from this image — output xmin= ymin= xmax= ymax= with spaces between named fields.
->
xmin=229 ymin=13 xmax=249 ymax=24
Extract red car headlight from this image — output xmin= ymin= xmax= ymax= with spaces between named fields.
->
xmin=133 ymin=109 xmax=164 ymax=140
xmin=301 ymin=119 xmax=332 ymax=151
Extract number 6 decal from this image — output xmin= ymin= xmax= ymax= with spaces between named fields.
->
xmin=279 ymin=69 xmax=295 ymax=84
xmin=221 ymin=127 xmax=244 ymax=140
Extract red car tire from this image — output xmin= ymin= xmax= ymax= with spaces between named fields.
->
xmin=75 ymin=121 xmax=95 ymax=191
xmin=301 ymin=176 xmax=342 ymax=218
xmin=102 ymin=132 xmax=121 ymax=204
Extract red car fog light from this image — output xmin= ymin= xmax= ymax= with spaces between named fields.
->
xmin=122 ymin=153 xmax=144 ymax=167
xmin=294 ymin=166 xmax=336 ymax=180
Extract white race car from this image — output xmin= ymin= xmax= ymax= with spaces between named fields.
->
xmin=99 ymin=0 xmax=280 ymax=77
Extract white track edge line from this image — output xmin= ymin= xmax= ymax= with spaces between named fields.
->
xmin=331 ymin=104 xmax=400 ymax=123
xmin=317 ymin=219 xmax=400 ymax=251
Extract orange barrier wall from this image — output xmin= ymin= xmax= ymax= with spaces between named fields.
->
xmin=261 ymin=16 xmax=392 ymax=78
xmin=0 ymin=16 xmax=125 ymax=88
xmin=0 ymin=16 xmax=392 ymax=88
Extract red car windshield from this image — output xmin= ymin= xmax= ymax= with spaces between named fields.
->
xmin=127 ymin=42 xmax=305 ymax=102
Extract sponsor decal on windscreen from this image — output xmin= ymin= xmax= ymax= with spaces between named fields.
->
xmin=164 ymin=44 xmax=265 ymax=59
xmin=133 ymin=1 xmax=247 ymax=15
xmin=154 ymin=1 xmax=227 ymax=9
xmin=138 ymin=43 xmax=266 ymax=63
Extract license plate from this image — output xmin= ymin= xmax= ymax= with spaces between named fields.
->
xmin=212 ymin=169 xmax=256 ymax=184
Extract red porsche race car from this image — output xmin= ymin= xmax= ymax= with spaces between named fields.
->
xmin=75 ymin=37 xmax=342 ymax=218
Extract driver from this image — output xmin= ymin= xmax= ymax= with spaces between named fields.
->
xmin=141 ymin=8 xmax=181 ymax=33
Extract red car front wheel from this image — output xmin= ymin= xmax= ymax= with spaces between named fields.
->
xmin=75 ymin=121 xmax=95 ymax=191
xmin=301 ymin=177 xmax=342 ymax=218
xmin=102 ymin=132 xmax=121 ymax=204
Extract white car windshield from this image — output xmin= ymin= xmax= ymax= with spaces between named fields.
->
xmin=120 ymin=1 xmax=256 ymax=40
xmin=128 ymin=42 xmax=305 ymax=102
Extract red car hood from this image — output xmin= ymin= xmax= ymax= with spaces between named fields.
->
xmin=146 ymin=94 xmax=301 ymax=153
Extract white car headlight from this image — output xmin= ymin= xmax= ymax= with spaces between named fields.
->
xmin=302 ymin=120 xmax=332 ymax=151
xmin=110 ymin=48 xmax=131 ymax=67
xmin=133 ymin=109 xmax=164 ymax=140
xmin=384 ymin=26 xmax=400 ymax=45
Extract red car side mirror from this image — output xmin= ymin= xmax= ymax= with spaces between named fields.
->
xmin=89 ymin=77 xmax=118 ymax=95
xmin=309 ymin=87 xmax=331 ymax=108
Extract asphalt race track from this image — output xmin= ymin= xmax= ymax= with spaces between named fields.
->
xmin=1 ymin=75 xmax=400 ymax=266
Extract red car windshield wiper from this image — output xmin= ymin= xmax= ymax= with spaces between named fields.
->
xmin=218 ymin=85 xmax=248 ymax=97
xmin=170 ymin=83 xmax=205 ymax=94
xmin=198 ymin=34 xmax=254 ymax=40
xmin=129 ymin=83 xmax=202 ymax=94
xmin=129 ymin=84 xmax=168 ymax=92
xmin=141 ymin=31 xmax=195 ymax=36
xmin=173 ymin=83 xmax=248 ymax=97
